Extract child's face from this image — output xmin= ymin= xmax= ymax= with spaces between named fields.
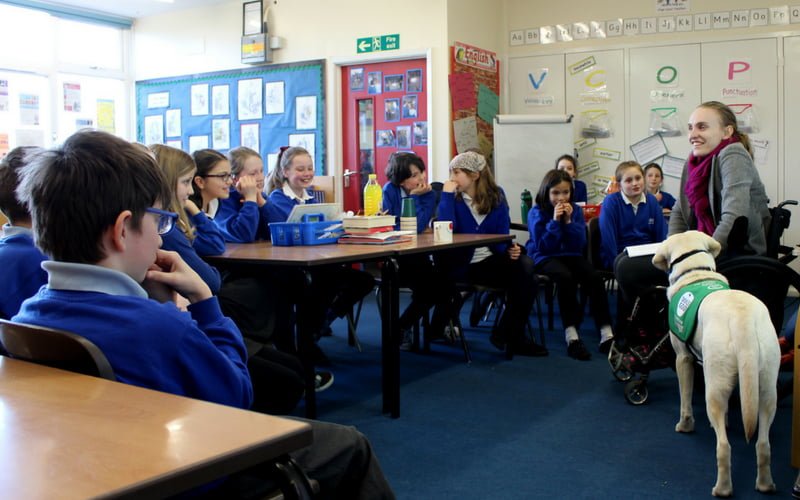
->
xmin=284 ymin=154 xmax=314 ymax=191
xmin=549 ymin=180 xmax=572 ymax=206
xmin=176 ymin=169 xmax=195 ymax=204
xmin=238 ymin=155 xmax=265 ymax=191
xmin=128 ymin=206 xmax=164 ymax=283
xmin=556 ymin=159 xmax=577 ymax=179
xmin=400 ymin=164 xmax=424 ymax=192
xmin=449 ymin=168 xmax=478 ymax=193
xmin=619 ymin=167 xmax=644 ymax=200
xmin=688 ymin=106 xmax=733 ymax=157
xmin=201 ymin=160 xmax=233 ymax=201
xmin=645 ymin=168 xmax=662 ymax=192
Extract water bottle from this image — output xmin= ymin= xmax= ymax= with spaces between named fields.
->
xmin=363 ymin=173 xmax=383 ymax=216
xmin=520 ymin=189 xmax=532 ymax=223
xmin=400 ymin=196 xmax=417 ymax=235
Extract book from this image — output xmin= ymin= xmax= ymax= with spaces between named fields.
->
xmin=337 ymin=230 xmax=414 ymax=245
xmin=341 ymin=215 xmax=397 ymax=229
xmin=343 ymin=226 xmax=395 ymax=235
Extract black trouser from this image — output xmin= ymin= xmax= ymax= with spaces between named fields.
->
xmin=613 ymin=252 xmax=668 ymax=330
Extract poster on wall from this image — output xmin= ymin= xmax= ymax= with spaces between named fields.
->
xmin=237 ymin=78 xmax=263 ymax=120
xmin=19 ymin=94 xmax=40 ymax=125
xmin=190 ymin=84 xmax=209 ymax=116
xmin=265 ymin=81 xmax=284 ymax=114
xmin=0 ymin=80 xmax=8 ymax=112
xmin=295 ymin=95 xmax=316 ymax=129
xmin=63 ymin=82 xmax=81 ymax=112
xmin=212 ymin=85 xmax=230 ymax=115
xmin=97 ymin=99 xmax=115 ymax=133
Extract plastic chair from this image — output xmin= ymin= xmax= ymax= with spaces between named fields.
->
xmin=587 ymin=216 xmax=617 ymax=293
xmin=0 ymin=318 xmax=115 ymax=380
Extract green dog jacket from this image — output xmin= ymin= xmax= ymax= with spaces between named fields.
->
xmin=668 ymin=279 xmax=730 ymax=343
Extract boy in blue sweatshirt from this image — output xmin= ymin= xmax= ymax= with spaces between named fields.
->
xmin=0 ymin=146 xmax=47 ymax=320
xmin=12 ymin=130 xmax=394 ymax=500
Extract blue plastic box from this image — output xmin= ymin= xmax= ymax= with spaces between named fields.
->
xmin=269 ymin=213 xmax=344 ymax=246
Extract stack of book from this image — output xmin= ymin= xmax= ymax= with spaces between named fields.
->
xmin=338 ymin=215 xmax=414 ymax=245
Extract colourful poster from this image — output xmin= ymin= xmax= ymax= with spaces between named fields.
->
xmin=97 ymin=99 xmax=115 ymax=133
xmin=0 ymin=80 xmax=8 ymax=112
xmin=63 ymin=82 xmax=81 ymax=112
xmin=19 ymin=94 xmax=39 ymax=126
xmin=0 ymin=133 xmax=8 ymax=157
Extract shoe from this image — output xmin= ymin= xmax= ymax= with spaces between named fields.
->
xmin=511 ymin=339 xmax=549 ymax=357
xmin=444 ymin=325 xmax=461 ymax=342
xmin=567 ymin=339 xmax=591 ymax=361
xmin=314 ymin=371 xmax=334 ymax=392
xmin=599 ymin=337 xmax=614 ymax=354
xmin=399 ymin=328 xmax=413 ymax=351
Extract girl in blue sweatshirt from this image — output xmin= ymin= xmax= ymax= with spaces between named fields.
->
xmin=438 ymin=151 xmax=547 ymax=358
xmin=556 ymin=154 xmax=588 ymax=204
xmin=525 ymin=169 xmax=614 ymax=359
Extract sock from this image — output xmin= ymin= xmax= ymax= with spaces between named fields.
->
xmin=565 ymin=326 xmax=579 ymax=344
xmin=600 ymin=325 xmax=614 ymax=343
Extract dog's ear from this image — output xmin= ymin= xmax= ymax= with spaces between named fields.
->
xmin=652 ymin=240 xmax=669 ymax=271
xmin=707 ymin=235 xmax=722 ymax=258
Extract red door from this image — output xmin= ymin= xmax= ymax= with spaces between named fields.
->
xmin=341 ymin=58 xmax=428 ymax=213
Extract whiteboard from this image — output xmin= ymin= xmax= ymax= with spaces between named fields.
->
xmin=493 ymin=114 xmax=574 ymax=224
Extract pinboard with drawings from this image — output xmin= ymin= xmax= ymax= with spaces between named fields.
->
xmin=135 ymin=59 xmax=326 ymax=175
xmin=493 ymin=114 xmax=574 ymax=224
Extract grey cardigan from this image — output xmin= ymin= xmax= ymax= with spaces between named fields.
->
xmin=668 ymin=142 xmax=771 ymax=254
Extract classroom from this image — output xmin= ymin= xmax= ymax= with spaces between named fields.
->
xmin=0 ymin=0 xmax=799 ymax=498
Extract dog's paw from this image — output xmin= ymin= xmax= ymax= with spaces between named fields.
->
xmin=675 ymin=416 xmax=695 ymax=433
xmin=755 ymin=478 xmax=776 ymax=493
xmin=712 ymin=483 xmax=733 ymax=497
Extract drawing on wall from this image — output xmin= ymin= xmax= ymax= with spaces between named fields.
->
xmin=144 ymin=115 xmax=164 ymax=145
xmin=188 ymin=135 xmax=209 ymax=152
xmin=296 ymin=95 xmax=316 ymax=129
xmin=289 ymin=132 xmax=315 ymax=159
xmin=402 ymin=95 xmax=418 ymax=119
xmin=265 ymin=81 xmax=285 ymax=114
xmin=368 ymin=71 xmax=382 ymax=94
xmin=165 ymin=109 xmax=181 ymax=137
xmin=212 ymin=118 xmax=230 ymax=150
xmin=190 ymin=84 xmax=209 ymax=116
xmin=241 ymin=123 xmax=259 ymax=151
xmin=396 ymin=125 xmax=410 ymax=148
xmin=350 ymin=68 xmax=364 ymax=90
xmin=237 ymin=78 xmax=263 ymax=121
xmin=212 ymin=85 xmax=230 ymax=115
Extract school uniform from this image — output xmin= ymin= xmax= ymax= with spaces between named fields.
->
xmin=0 ymin=225 xmax=48 ymax=319
xmin=160 ymin=216 xmax=223 ymax=293
xmin=214 ymin=187 xmax=276 ymax=243
xmin=381 ymin=182 xmax=436 ymax=233
xmin=657 ymin=190 xmax=676 ymax=210
xmin=573 ymin=179 xmax=588 ymax=204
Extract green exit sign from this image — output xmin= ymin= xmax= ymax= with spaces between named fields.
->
xmin=357 ymin=34 xmax=400 ymax=54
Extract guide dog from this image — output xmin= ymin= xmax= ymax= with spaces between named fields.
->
xmin=652 ymin=231 xmax=780 ymax=497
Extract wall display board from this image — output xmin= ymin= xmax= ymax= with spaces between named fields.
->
xmin=565 ymin=49 xmax=625 ymax=202
xmin=449 ymin=41 xmax=500 ymax=163
xmin=628 ymin=44 xmax=701 ymax=197
xmin=785 ymin=36 xmax=800 ymax=245
xmin=507 ymin=53 xmax=566 ymax=115
xmin=494 ymin=114 xmax=574 ymax=224
xmin=135 ymin=60 xmax=326 ymax=175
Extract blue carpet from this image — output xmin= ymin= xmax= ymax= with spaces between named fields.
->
xmin=294 ymin=292 xmax=797 ymax=499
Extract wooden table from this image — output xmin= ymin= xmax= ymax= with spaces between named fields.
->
xmin=207 ymin=233 xmax=514 ymax=418
xmin=0 ymin=357 xmax=312 ymax=499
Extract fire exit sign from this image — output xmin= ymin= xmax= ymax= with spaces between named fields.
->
xmin=357 ymin=34 xmax=400 ymax=54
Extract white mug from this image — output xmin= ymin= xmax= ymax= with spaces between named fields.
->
xmin=433 ymin=221 xmax=453 ymax=243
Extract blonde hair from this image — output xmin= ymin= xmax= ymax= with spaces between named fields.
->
xmin=614 ymin=160 xmax=643 ymax=183
xmin=696 ymin=100 xmax=752 ymax=156
xmin=267 ymin=146 xmax=312 ymax=194
xmin=227 ymin=146 xmax=261 ymax=177
xmin=150 ymin=144 xmax=196 ymax=241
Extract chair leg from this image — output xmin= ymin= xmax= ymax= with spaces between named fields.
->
xmin=345 ymin=308 xmax=362 ymax=352
xmin=533 ymin=288 xmax=547 ymax=347
xmin=448 ymin=315 xmax=471 ymax=364
xmin=546 ymin=282 xmax=555 ymax=331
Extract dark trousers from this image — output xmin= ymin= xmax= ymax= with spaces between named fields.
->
xmin=535 ymin=255 xmax=612 ymax=331
xmin=396 ymin=254 xmax=447 ymax=331
xmin=613 ymin=252 xmax=668 ymax=328
xmin=247 ymin=345 xmax=305 ymax=415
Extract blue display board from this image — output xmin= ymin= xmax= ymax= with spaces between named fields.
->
xmin=135 ymin=60 xmax=326 ymax=174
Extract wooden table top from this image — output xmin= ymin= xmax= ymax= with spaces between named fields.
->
xmin=205 ymin=233 xmax=515 ymax=266
xmin=0 ymin=357 xmax=312 ymax=499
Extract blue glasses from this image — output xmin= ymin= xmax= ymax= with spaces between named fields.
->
xmin=145 ymin=207 xmax=178 ymax=235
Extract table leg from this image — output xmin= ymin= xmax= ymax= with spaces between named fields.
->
xmin=381 ymin=257 xmax=400 ymax=418
xmin=296 ymin=269 xmax=317 ymax=419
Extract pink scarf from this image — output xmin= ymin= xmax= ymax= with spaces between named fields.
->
xmin=685 ymin=137 xmax=737 ymax=235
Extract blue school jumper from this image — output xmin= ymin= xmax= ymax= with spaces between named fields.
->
xmin=268 ymin=186 xmax=316 ymax=222
xmin=214 ymin=188 xmax=276 ymax=243
xmin=573 ymin=180 xmax=588 ymax=204
xmin=598 ymin=192 xmax=667 ymax=269
xmin=13 ymin=261 xmax=252 ymax=409
xmin=658 ymin=191 xmax=676 ymax=210
xmin=0 ymin=225 xmax=48 ymax=319
xmin=437 ymin=190 xmax=511 ymax=265
xmin=525 ymin=203 xmax=586 ymax=266
xmin=160 ymin=219 xmax=223 ymax=294
xmin=382 ymin=183 xmax=437 ymax=233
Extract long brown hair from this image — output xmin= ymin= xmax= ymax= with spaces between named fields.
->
xmin=266 ymin=146 xmax=312 ymax=194
xmin=150 ymin=144 xmax=196 ymax=241
xmin=696 ymin=100 xmax=752 ymax=156
xmin=449 ymin=152 xmax=501 ymax=215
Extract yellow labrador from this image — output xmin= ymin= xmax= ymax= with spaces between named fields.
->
xmin=652 ymin=231 xmax=780 ymax=497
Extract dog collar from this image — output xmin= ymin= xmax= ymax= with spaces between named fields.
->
xmin=668 ymin=249 xmax=710 ymax=272
xmin=671 ymin=266 xmax=715 ymax=284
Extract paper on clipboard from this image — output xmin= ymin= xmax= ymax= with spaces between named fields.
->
xmin=625 ymin=242 xmax=661 ymax=258
xmin=661 ymin=155 xmax=686 ymax=179
xmin=630 ymin=134 xmax=668 ymax=165
xmin=286 ymin=203 xmax=343 ymax=223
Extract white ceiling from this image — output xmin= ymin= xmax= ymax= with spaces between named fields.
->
xmin=42 ymin=0 xmax=230 ymax=20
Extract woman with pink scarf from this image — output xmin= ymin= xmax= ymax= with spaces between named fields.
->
xmin=669 ymin=101 xmax=770 ymax=256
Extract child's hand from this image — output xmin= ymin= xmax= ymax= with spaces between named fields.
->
xmin=562 ymin=202 xmax=573 ymax=223
xmin=443 ymin=180 xmax=458 ymax=193
xmin=184 ymin=198 xmax=201 ymax=216
xmin=236 ymin=175 xmax=260 ymax=202
xmin=255 ymin=189 xmax=267 ymax=207
xmin=144 ymin=249 xmax=212 ymax=304
xmin=507 ymin=243 xmax=521 ymax=260
xmin=410 ymin=179 xmax=432 ymax=196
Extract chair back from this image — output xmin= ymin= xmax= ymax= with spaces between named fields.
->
xmin=430 ymin=181 xmax=444 ymax=222
xmin=587 ymin=216 xmax=605 ymax=271
xmin=765 ymin=200 xmax=797 ymax=262
xmin=0 ymin=319 xmax=115 ymax=380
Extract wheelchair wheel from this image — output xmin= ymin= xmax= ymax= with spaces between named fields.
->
xmin=624 ymin=379 xmax=649 ymax=405
xmin=614 ymin=367 xmax=633 ymax=382
xmin=608 ymin=343 xmax=633 ymax=382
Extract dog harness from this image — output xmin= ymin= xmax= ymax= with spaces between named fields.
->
xmin=668 ymin=279 xmax=730 ymax=343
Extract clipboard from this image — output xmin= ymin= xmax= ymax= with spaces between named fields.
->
xmin=286 ymin=202 xmax=342 ymax=223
